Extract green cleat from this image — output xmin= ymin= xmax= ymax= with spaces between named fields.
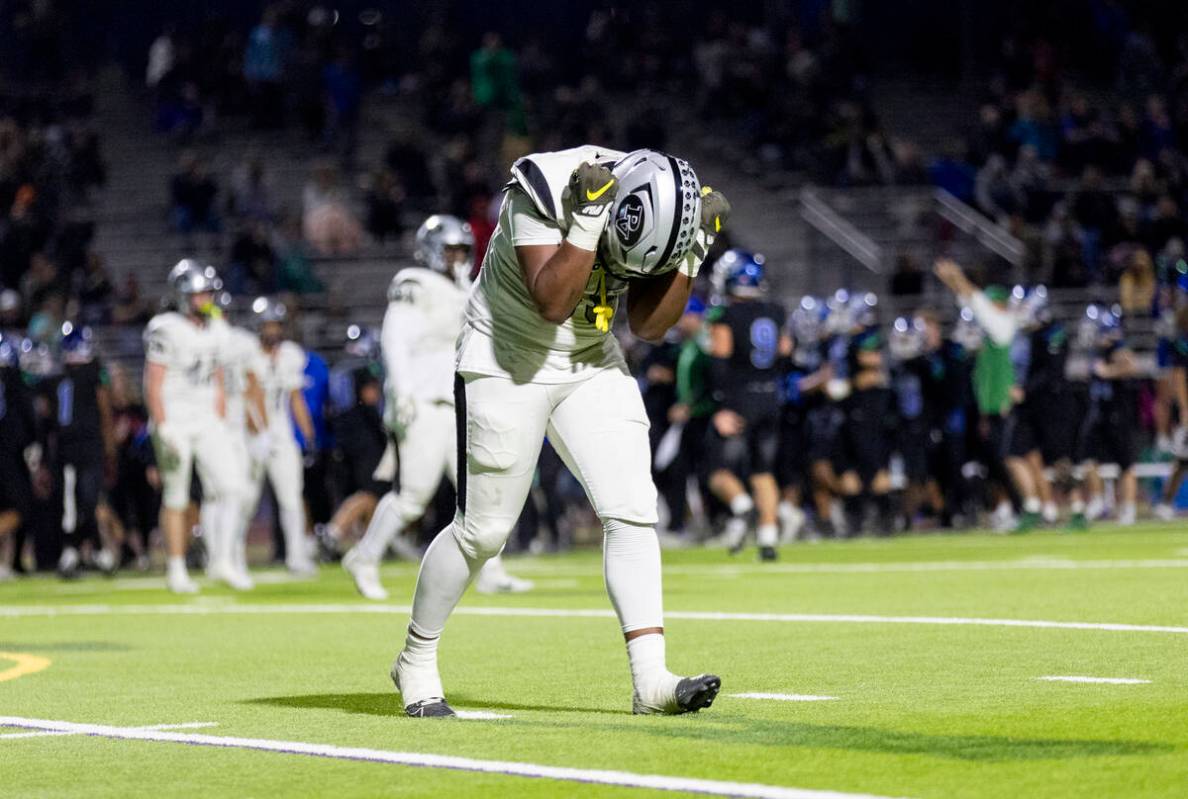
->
xmin=1012 ymin=511 xmax=1041 ymax=534
xmin=1065 ymin=513 xmax=1089 ymax=532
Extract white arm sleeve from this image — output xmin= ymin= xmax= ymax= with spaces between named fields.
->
xmin=966 ymin=291 xmax=1019 ymax=347
xmin=380 ymin=300 xmax=425 ymax=402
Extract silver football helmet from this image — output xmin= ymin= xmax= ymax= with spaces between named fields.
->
xmin=889 ymin=316 xmax=926 ymax=361
xmin=168 ymin=259 xmax=221 ymax=315
xmin=414 ymin=214 xmax=475 ymax=285
xmin=251 ymin=295 xmax=288 ymax=325
xmin=602 ymin=149 xmax=702 ymax=279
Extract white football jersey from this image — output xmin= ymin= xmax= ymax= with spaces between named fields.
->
xmin=253 ymin=340 xmax=306 ymax=433
xmin=460 ymin=146 xmax=630 ymax=384
xmin=382 ymin=267 xmax=465 ymax=406
xmin=213 ymin=318 xmax=262 ymax=432
xmin=143 ymin=311 xmax=222 ymax=420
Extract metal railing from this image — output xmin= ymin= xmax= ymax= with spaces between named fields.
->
xmin=799 ymin=188 xmax=884 ymax=274
xmin=933 ymin=188 xmax=1025 ymax=267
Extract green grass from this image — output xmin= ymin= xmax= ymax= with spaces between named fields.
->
xmin=3 ymin=523 xmax=1188 ymax=798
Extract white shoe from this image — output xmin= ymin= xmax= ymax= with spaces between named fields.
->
xmin=343 ymin=549 xmax=388 ymax=601
xmin=1086 ymin=496 xmax=1106 ymax=521
xmin=287 ymin=558 xmax=318 ymax=578
xmin=0 ymin=564 xmax=13 ymax=582
xmin=94 ymin=548 xmax=118 ymax=575
xmin=1118 ymin=504 xmax=1137 ymax=526
xmin=388 ymin=535 xmax=421 ymax=562
xmin=391 ymin=649 xmax=444 ymax=709
xmin=209 ymin=561 xmax=254 ymax=591
xmin=778 ymin=504 xmax=806 ymax=543
xmin=474 ymin=560 xmax=534 ymax=594
xmin=1042 ymin=502 xmax=1059 ymax=524
xmin=167 ymin=570 xmax=199 ymax=594
xmin=1154 ymin=503 xmax=1176 ymax=522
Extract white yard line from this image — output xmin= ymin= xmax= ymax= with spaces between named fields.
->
xmin=731 ymin=693 xmax=837 ymax=702
xmin=0 ymin=721 xmax=218 ymax=741
xmin=3 ymin=602 xmax=1188 ymax=636
xmin=0 ymin=716 xmax=906 ymax=799
xmin=516 ymin=558 xmax=1188 ymax=576
xmin=1036 ymin=676 xmax=1151 ymax=685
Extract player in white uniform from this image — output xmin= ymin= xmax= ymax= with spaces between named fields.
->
xmin=343 ymin=215 xmax=533 ymax=600
xmin=244 ymin=297 xmax=318 ymax=575
xmin=203 ymin=295 xmax=267 ymax=589
xmin=144 ymin=261 xmax=248 ymax=593
xmin=390 ymin=146 xmax=730 ymax=717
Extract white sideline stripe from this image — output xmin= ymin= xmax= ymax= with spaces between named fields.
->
xmin=453 ymin=711 xmax=513 ymax=720
xmin=4 ymin=602 xmax=1188 ymax=636
xmin=0 ymin=716 xmax=906 ymax=799
xmin=0 ymin=721 xmax=218 ymax=740
xmin=1036 ymin=676 xmax=1151 ymax=685
xmin=516 ymin=558 xmax=1188 ymax=576
xmin=731 ymin=693 xmax=837 ymax=702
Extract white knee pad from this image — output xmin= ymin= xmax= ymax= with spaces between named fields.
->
xmin=452 ymin=510 xmax=511 ymax=562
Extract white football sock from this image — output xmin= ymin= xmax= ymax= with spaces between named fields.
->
xmin=1023 ymin=497 xmax=1042 ymax=514
xmin=407 ymin=523 xmax=483 ymax=640
xmin=756 ymin=523 xmax=778 ymax=547
xmin=167 ymin=556 xmax=188 ymax=580
xmin=200 ymin=502 xmax=221 ymax=567
xmin=729 ymin=493 xmax=754 ymax=517
xmin=626 ymin=633 xmax=678 ymax=704
xmin=279 ymin=505 xmax=310 ymax=567
xmin=353 ymin=491 xmax=415 ymax=564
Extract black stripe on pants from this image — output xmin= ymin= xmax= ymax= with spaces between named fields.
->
xmin=453 ymin=373 xmax=467 ymax=514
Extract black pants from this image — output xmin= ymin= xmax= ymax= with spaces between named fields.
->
xmin=61 ymin=451 xmax=103 ymax=551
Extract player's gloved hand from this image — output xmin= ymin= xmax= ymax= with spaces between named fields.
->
xmin=248 ymin=431 xmax=273 ymax=464
xmin=150 ymin=422 xmax=182 ymax=472
xmin=563 ymin=161 xmax=618 ymax=251
xmin=678 ymin=188 xmax=731 ymax=280
xmin=385 ymin=396 xmax=418 ymax=441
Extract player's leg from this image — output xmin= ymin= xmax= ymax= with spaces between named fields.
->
xmin=266 ymin=435 xmax=315 ymax=573
xmin=346 ymin=408 xmax=452 ymax=599
xmin=153 ymin=426 xmax=199 ymax=592
xmin=547 ymin=368 xmax=719 ymax=715
xmin=1155 ymin=460 xmax=1186 ymax=519
xmin=705 ymin=422 xmax=753 ymax=551
xmin=193 ymin=422 xmax=253 ymax=588
xmin=748 ymin=414 xmax=782 ymax=559
xmin=395 ymin=375 xmax=549 ymax=716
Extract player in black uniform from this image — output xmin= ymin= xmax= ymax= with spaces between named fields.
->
xmin=705 ymin=250 xmax=791 ymax=560
xmin=1154 ymin=305 xmax=1188 ymax=520
xmin=0 ymin=332 xmax=36 ymax=577
xmin=835 ymin=294 xmax=897 ymax=534
xmin=56 ymin=322 xmax=117 ymax=577
xmin=1077 ymin=307 xmax=1140 ymax=525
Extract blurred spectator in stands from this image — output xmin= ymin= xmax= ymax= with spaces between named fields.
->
xmin=471 ymin=32 xmax=527 ymax=136
xmin=364 ymin=169 xmax=405 ymax=243
xmin=967 ymin=103 xmax=1008 ymax=168
xmin=1046 ymin=202 xmax=1090 ymax=288
xmin=75 ymin=252 xmax=114 ymax=325
xmin=22 ymin=253 xmax=64 ymax=314
xmin=322 ymin=48 xmax=362 ymax=161
xmin=227 ymin=221 xmax=277 ymax=295
xmin=1072 ymin=165 xmax=1117 ymax=277
xmin=0 ymin=183 xmax=51 ymax=289
xmin=274 ymin=215 xmax=324 ymax=295
xmin=111 ymin=274 xmax=151 ymax=327
xmin=975 ymin=154 xmax=1023 ymax=222
xmin=1008 ymin=91 xmax=1058 ymax=163
xmin=465 ymin=192 xmax=496 ymax=278
xmin=1145 ymin=195 xmax=1186 ymax=253
xmin=228 ymin=157 xmax=276 ymax=224
xmin=0 ymin=288 xmax=22 ymax=330
xmin=384 ymin=127 xmax=435 ymax=207
xmin=66 ymin=128 xmax=106 ymax=196
xmin=145 ymin=27 xmax=175 ymax=90
xmin=928 ymin=141 xmax=977 ymax=204
xmin=302 ymin=163 xmax=362 ymax=256
xmin=243 ymin=6 xmax=291 ymax=129
xmin=169 ymin=151 xmax=220 ymax=235
xmin=1120 ymin=248 xmax=1157 ymax=315
xmin=890 ymin=254 xmax=925 ymax=296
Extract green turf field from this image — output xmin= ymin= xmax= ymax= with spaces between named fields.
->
xmin=3 ymin=523 xmax=1188 ymax=798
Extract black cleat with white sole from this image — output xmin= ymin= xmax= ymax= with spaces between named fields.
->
xmin=674 ymin=674 xmax=722 ymax=713
xmin=404 ymin=698 xmax=456 ymax=718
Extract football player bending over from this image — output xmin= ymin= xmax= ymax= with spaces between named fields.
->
xmin=389 ymin=147 xmax=729 ymax=717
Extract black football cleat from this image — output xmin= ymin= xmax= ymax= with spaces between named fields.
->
xmin=404 ymin=699 xmax=457 ymax=718
xmin=674 ymin=674 xmax=722 ymax=713
xmin=758 ymin=546 xmax=778 ymax=562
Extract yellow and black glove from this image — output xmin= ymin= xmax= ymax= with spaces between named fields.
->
xmin=564 ymin=162 xmax=618 ymax=251
xmin=678 ymin=187 xmax=731 ymax=279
